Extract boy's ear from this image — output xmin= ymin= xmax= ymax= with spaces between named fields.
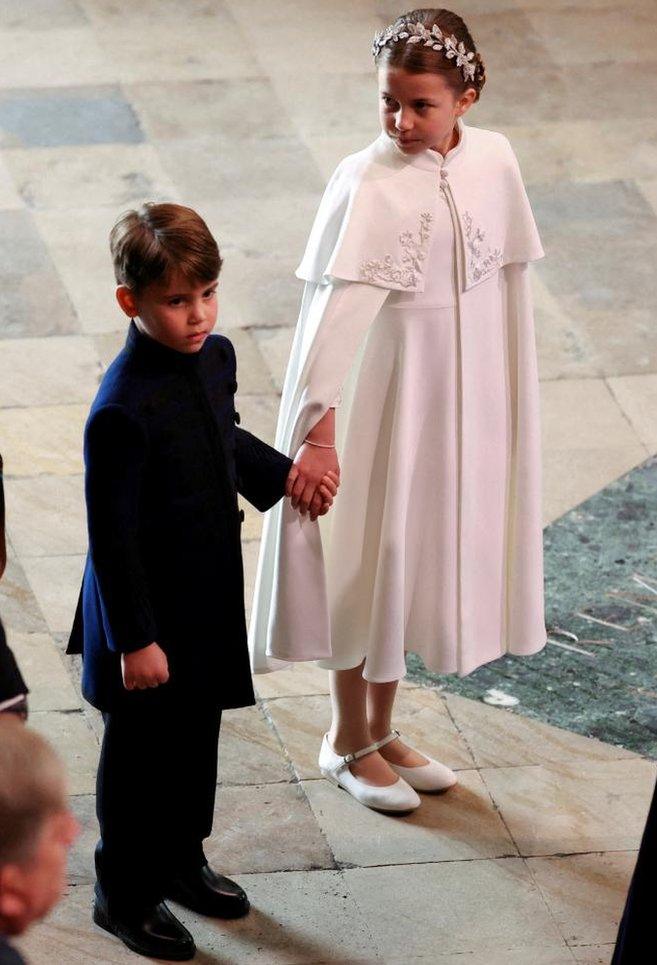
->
xmin=116 ymin=285 xmax=138 ymax=319
xmin=0 ymin=865 xmax=26 ymax=925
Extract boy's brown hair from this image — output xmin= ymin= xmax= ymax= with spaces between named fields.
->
xmin=0 ymin=720 xmax=67 ymax=865
xmin=110 ymin=202 xmax=222 ymax=293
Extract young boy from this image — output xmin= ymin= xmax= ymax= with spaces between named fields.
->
xmin=67 ymin=203 xmax=337 ymax=961
xmin=0 ymin=719 xmax=79 ymax=965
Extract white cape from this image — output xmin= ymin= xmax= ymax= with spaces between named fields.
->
xmin=249 ymin=121 xmax=545 ymax=673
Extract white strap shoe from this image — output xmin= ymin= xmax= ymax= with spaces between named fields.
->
xmin=384 ymin=730 xmax=458 ymax=792
xmin=318 ymin=733 xmax=421 ymax=813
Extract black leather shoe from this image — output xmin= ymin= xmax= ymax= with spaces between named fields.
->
xmin=93 ymin=899 xmax=196 ymax=961
xmin=167 ymin=863 xmax=250 ymax=919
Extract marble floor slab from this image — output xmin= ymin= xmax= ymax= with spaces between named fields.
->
xmin=224 ymin=329 xmax=274 ymax=395
xmin=541 ymin=379 xmax=644 ymax=453
xmin=301 ymin=130 xmax=381 ymax=181
xmin=29 ymin=710 xmax=99 ymax=795
xmin=466 ymin=8 xmax=556 ymax=76
xmin=235 ymin=394 xmax=280 ymax=447
xmin=444 ymin=693 xmax=640 ymax=769
xmin=0 ymin=154 xmax=22 ymax=208
xmin=571 ymin=946 xmax=616 ymax=964
xmin=252 ymin=326 xmax=296 ymax=393
xmin=527 ymin=7 xmax=657 ymax=67
xmin=219 ymin=251 xmax=306 ymax=329
xmin=21 ymin=553 xmax=85 ymax=634
xmin=526 ymin=852 xmax=636 ymax=947
xmin=201 ymin=193 xmax=321 ymax=268
xmin=0 ymin=335 xmax=100 ymax=406
xmin=128 ymin=77 xmax=287 ymax=143
xmin=0 ymin=208 xmax=78 ymax=337
xmin=531 ymin=180 xmax=657 ymax=378
xmin=4 ymin=142 xmax=178 ymax=210
xmin=172 ymin=869 xmax=380 ymax=964
xmin=542 ymin=445 xmax=648 ymax=525
xmin=607 ymin=374 xmax=657 ymax=454
xmin=0 ymin=85 xmax=143 ymax=149
xmin=254 ymin=663 xmax=331 ymax=700
xmin=0 ymin=546 xmax=49 ymax=633
xmin=269 ymin=71 xmax=381 ymax=142
xmin=33 ymin=207 xmax=127 ymax=334
xmin=4 ymin=474 xmax=87 ymax=557
xmin=382 ymin=952 xmax=576 ymax=965
xmin=303 ymin=769 xmax=516 ymax=867
xmin=231 ymin=4 xmax=377 ymax=79
xmin=5 ymin=630 xmax=80 ymax=711
xmin=218 ymin=704 xmax=293 ymax=786
xmin=344 ymin=859 xmax=566 ymax=957
xmin=520 ymin=117 xmax=657 ymax=187
xmin=158 ymin=134 xmax=323 ymax=210
xmin=205 ymin=783 xmax=336 ymax=875
xmin=481 ymin=757 xmax=657 ymax=856
xmin=0 ymin=27 xmax=115 ymax=90
xmin=532 ymin=272 xmax=599 ymax=382
xmin=0 ymin=0 xmax=86 ymax=32
xmin=94 ymin=17 xmax=264 ymax=85
xmin=0 ymin=405 xmax=87 ymax=477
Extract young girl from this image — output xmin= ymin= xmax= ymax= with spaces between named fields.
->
xmin=249 ymin=8 xmax=546 ymax=813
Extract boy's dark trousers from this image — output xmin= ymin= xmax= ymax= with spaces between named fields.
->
xmin=95 ymin=680 xmax=221 ymax=919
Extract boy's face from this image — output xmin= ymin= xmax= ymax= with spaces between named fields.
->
xmin=117 ymin=270 xmax=219 ymax=354
xmin=0 ymin=807 xmax=79 ymax=936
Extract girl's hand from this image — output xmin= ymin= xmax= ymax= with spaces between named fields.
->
xmin=286 ymin=444 xmax=340 ymax=516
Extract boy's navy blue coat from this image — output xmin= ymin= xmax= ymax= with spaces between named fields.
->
xmin=67 ymin=323 xmax=292 ymax=712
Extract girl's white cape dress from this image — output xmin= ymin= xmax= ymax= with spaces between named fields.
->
xmin=249 ymin=120 xmax=547 ymax=677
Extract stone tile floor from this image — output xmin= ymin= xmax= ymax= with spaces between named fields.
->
xmin=1 ymin=0 xmax=656 ymax=961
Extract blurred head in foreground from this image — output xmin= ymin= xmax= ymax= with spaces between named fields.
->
xmin=0 ymin=720 xmax=79 ymax=936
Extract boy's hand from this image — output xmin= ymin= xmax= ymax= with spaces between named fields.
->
xmin=287 ymin=444 xmax=340 ymax=516
xmin=121 ymin=642 xmax=169 ymax=690
xmin=308 ymin=471 xmax=340 ymax=522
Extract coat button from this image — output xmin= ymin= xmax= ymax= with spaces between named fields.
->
xmin=234 ymin=411 xmax=241 ymax=425
xmin=440 ymin=169 xmax=448 ymax=180
xmin=239 ymin=509 xmax=245 ymax=523
xmin=230 ymin=380 xmax=238 ymax=394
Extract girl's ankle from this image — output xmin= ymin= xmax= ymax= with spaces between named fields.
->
xmin=328 ymin=729 xmax=372 ymax=756
xmin=367 ymin=722 xmax=393 ymax=742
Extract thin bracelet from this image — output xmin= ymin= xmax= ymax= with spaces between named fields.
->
xmin=304 ymin=438 xmax=336 ymax=449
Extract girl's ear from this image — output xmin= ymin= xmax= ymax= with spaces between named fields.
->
xmin=456 ymin=87 xmax=477 ymax=116
xmin=116 ymin=285 xmax=138 ymax=319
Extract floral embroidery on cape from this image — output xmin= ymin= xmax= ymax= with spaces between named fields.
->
xmin=462 ymin=210 xmax=503 ymax=283
xmin=360 ymin=211 xmax=433 ymax=288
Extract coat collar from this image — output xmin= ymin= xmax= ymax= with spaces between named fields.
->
xmin=382 ymin=116 xmax=467 ymax=173
xmin=125 ymin=320 xmax=204 ymax=372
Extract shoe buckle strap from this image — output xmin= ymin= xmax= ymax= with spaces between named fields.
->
xmin=339 ymin=729 xmax=400 ymax=765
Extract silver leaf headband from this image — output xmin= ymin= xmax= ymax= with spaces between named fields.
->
xmin=372 ymin=21 xmax=477 ymax=83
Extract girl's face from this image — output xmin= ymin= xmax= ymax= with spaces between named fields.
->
xmin=378 ymin=66 xmax=475 ymax=154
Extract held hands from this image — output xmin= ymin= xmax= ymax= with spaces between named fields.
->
xmin=286 ymin=442 xmax=340 ymax=522
xmin=121 ymin=641 xmax=169 ymax=691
